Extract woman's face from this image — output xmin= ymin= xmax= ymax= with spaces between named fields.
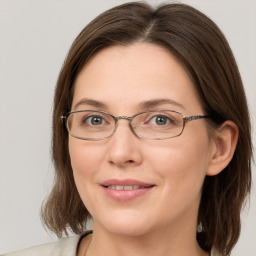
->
xmin=69 ymin=43 xmax=214 ymax=237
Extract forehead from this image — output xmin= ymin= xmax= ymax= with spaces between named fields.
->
xmin=72 ymin=43 xmax=203 ymax=114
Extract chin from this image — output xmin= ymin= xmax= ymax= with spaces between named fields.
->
xmin=93 ymin=209 xmax=154 ymax=237
xmin=105 ymin=224 xmax=151 ymax=237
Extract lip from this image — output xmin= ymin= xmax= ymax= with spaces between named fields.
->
xmin=100 ymin=179 xmax=155 ymax=202
xmin=101 ymin=179 xmax=153 ymax=187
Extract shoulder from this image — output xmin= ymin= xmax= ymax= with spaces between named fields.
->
xmin=2 ymin=235 xmax=83 ymax=256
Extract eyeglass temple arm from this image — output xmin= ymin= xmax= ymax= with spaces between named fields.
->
xmin=184 ymin=115 xmax=209 ymax=122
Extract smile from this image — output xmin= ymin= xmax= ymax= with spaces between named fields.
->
xmin=101 ymin=179 xmax=155 ymax=202
xmin=107 ymin=185 xmax=141 ymax=190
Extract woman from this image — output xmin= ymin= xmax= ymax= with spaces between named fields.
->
xmin=4 ymin=2 xmax=252 ymax=256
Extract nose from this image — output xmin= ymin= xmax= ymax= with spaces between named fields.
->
xmin=106 ymin=120 xmax=143 ymax=168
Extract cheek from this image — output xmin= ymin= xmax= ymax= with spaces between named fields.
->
xmin=69 ymin=139 xmax=103 ymax=172
xmin=68 ymin=139 xmax=104 ymax=192
xmin=147 ymin=134 xmax=210 ymax=198
xmin=68 ymin=139 xmax=108 ymax=213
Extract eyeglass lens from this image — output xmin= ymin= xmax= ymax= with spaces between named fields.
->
xmin=66 ymin=110 xmax=184 ymax=140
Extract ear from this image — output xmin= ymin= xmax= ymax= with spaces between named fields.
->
xmin=206 ymin=121 xmax=239 ymax=176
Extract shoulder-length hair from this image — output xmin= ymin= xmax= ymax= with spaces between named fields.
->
xmin=41 ymin=2 xmax=252 ymax=255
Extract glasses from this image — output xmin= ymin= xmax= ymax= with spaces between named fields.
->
xmin=61 ymin=110 xmax=209 ymax=141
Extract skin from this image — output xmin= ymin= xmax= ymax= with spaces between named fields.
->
xmin=70 ymin=43 xmax=238 ymax=256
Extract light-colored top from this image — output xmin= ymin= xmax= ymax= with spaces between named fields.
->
xmin=1 ymin=233 xmax=87 ymax=256
xmin=2 ymin=231 xmax=217 ymax=256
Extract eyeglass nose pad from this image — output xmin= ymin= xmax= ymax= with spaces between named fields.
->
xmin=128 ymin=122 xmax=140 ymax=138
xmin=112 ymin=116 xmax=138 ymax=138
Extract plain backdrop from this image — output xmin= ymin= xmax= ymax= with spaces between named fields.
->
xmin=0 ymin=0 xmax=255 ymax=255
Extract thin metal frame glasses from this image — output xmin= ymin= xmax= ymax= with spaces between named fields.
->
xmin=61 ymin=110 xmax=209 ymax=141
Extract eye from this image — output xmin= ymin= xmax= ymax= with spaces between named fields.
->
xmin=85 ymin=115 xmax=105 ymax=125
xmin=151 ymin=115 xmax=171 ymax=125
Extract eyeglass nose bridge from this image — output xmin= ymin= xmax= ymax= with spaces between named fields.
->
xmin=112 ymin=115 xmax=139 ymax=138
xmin=115 ymin=116 xmax=133 ymax=122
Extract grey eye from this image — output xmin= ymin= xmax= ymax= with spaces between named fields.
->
xmin=86 ymin=116 xmax=104 ymax=125
xmin=155 ymin=116 xmax=168 ymax=125
xmin=150 ymin=115 xmax=171 ymax=125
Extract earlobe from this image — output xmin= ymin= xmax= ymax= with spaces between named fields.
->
xmin=206 ymin=121 xmax=239 ymax=176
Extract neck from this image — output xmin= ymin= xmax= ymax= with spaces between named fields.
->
xmin=86 ymin=222 xmax=209 ymax=256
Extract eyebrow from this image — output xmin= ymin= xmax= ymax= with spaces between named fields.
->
xmin=73 ymin=98 xmax=185 ymax=111
xmin=138 ymin=98 xmax=186 ymax=110
xmin=74 ymin=98 xmax=107 ymax=110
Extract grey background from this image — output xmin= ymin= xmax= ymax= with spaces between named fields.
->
xmin=0 ymin=0 xmax=255 ymax=255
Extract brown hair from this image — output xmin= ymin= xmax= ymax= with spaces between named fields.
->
xmin=41 ymin=2 xmax=252 ymax=255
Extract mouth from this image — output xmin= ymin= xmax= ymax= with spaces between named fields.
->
xmin=100 ymin=179 xmax=155 ymax=201
xmin=101 ymin=179 xmax=154 ymax=189
xmin=105 ymin=185 xmax=146 ymax=190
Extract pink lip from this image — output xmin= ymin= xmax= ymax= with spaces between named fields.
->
xmin=101 ymin=179 xmax=153 ymax=187
xmin=100 ymin=179 xmax=155 ymax=202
